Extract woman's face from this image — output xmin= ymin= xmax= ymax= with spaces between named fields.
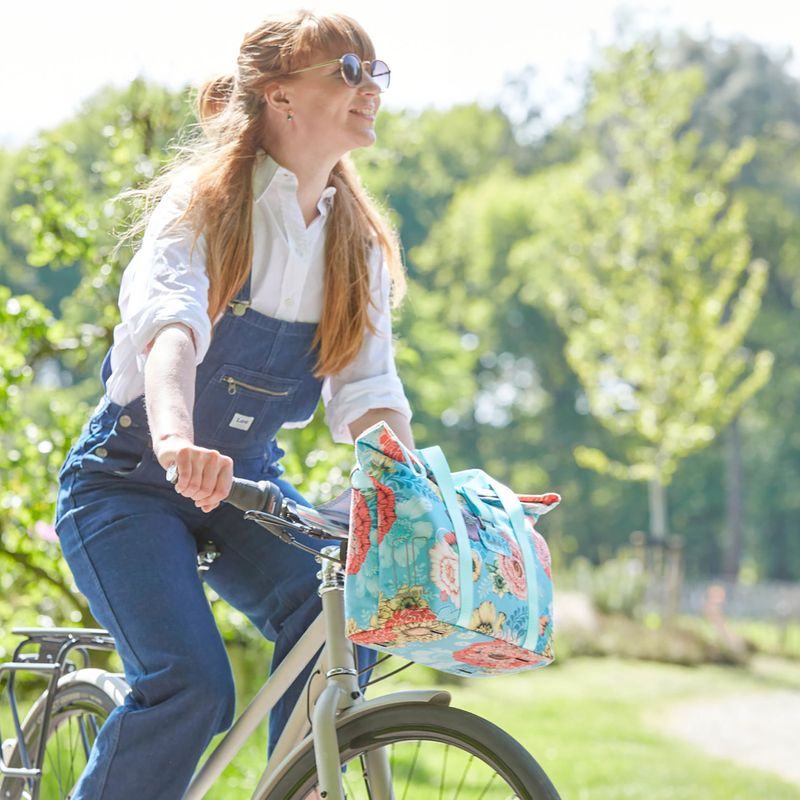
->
xmin=279 ymin=50 xmax=383 ymax=158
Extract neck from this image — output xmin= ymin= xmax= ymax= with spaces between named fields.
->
xmin=263 ymin=140 xmax=338 ymax=227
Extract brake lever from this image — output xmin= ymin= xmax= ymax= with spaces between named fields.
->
xmin=243 ymin=510 xmax=343 ymax=563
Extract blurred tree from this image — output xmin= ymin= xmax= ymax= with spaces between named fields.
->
xmin=0 ymin=81 xmax=195 ymax=648
xmin=666 ymin=34 xmax=800 ymax=580
xmin=509 ymin=43 xmax=773 ymax=541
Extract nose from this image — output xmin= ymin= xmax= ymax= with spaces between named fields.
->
xmin=359 ymin=62 xmax=382 ymax=94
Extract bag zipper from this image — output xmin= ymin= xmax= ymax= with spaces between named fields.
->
xmin=222 ymin=375 xmax=290 ymax=397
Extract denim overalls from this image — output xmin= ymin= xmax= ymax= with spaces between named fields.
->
xmin=55 ymin=276 xmax=374 ymax=800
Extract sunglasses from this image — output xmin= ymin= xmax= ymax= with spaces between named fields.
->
xmin=286 ymin=53 xmax=391 ymax=91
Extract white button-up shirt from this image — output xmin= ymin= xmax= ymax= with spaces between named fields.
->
xmin=105 ymin=152 xmax=412 ymax=444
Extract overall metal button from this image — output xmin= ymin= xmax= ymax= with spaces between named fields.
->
xmin=96 ymin=447 xmax=108 ymax=458
xmin=119 ymin=415 xmax=132 ymax=428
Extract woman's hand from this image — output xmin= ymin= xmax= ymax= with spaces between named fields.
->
xmin=155 ymin=435 xmax=233 ymax=513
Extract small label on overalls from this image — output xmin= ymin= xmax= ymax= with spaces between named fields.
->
xmin=229 ymin=413 xmax=255 ymax=431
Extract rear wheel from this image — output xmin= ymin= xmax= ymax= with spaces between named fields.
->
xmin=263 ymin=703 xmax=561 ymax=800
xmin=1 ymin=679 xmax=121 ymax=800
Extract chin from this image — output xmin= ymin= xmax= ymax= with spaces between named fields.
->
xmin=357 ymin=128 xmax=378 ymax=147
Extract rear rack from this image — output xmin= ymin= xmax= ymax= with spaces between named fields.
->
xmin=0 ymin=627 xmax=116 ymax=785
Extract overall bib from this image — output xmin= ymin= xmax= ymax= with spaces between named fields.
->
xmin=55 ymin=277 xmax=374 ymax=800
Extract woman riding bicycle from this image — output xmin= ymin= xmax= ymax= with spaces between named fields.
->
xmin=55 ymin=10 xmax=414 ymax=799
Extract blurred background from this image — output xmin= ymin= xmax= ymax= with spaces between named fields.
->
xmin=1 ymin=2 xmax=798 ymax=797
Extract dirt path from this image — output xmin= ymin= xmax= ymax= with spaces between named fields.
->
xmin=659 ymin=689 xmax=800 ymax=786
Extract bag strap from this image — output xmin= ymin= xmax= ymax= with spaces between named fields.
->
xmin=474 ymin=471 xmax=541 ymax=650
xmin=419 ymin=446 xmax=474 ymax=629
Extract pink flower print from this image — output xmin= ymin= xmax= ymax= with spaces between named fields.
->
xmin=525 ymin=518 xmax=552 ymax=579
xmin=430 ymin=538 xmax=460 ymax=603
xmin=369 ymin=476 xmax=397 ymax=544
xmin=497 ymin=534 xmax=527 ymax=600
xmin=346 ymin=491 xmax=372 ymax=575
xmin=532 ymin=529 xmax=552 ymax=578
xmin=453 ymin=640 xmax=550 ymax=671
xmin=348 ymin=627 xmax=399 ymax=648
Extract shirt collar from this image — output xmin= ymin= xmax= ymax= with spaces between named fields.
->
xmin=252 ymin=150 xmax=337 ymax=216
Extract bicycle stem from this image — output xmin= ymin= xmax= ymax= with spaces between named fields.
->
xmin=313 ymin=545 xmax=361 ymax=799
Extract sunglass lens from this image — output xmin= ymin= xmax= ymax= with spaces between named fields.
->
xmin=369 ymin=60 xmax=390 ymax=90
xmin=340 ymin=54 xmax=362 ymax=87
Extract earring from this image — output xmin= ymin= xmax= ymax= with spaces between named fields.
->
xmin=287 ymin=111 xmax=294 ymax=121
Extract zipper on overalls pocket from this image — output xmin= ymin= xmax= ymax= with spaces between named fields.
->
xmin=222 ymin=375 xmax=290 ymax=397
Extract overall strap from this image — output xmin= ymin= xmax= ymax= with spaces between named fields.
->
xmin=229 ymin=272 xmax=252 ymax=317
xmin=100 ymin=347 xmax=113 ymax=388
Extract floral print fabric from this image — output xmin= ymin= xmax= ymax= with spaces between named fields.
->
xmin=344 ymin=422 xmax=559 ymax=677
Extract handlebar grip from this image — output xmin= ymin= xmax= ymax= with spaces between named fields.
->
xmin=226 ymin=478 xmax=284 ymax=515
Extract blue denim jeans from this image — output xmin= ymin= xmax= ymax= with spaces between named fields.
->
xmin=54 ymin=292 xmax=375 ymax=799
xmin=56 ymin=465 xmax=373 ymax=799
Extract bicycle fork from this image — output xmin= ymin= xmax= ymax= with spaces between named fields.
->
xmin=314 ymin=546 xmax=393 ymax=800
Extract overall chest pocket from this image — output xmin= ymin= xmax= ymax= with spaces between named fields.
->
xmin=194 ymin=364 xmax=300 ymax=450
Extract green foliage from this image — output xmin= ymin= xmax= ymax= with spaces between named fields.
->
xmin=560 ymin=613 xmax=748 ymax=666
xmin=566 ymin=554 xmax=648 ymax=618
xmin=511 ymin=44 xmax=773 ymax=488
xmin=1 ymin=28 xmax=799 ymax=658
xmin=0 ymin=286 xmax=92 ymax=646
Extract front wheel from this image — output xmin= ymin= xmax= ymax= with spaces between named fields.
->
xmin=263 ymin=702 xmax=561 ymax=800
xmin=0 ymin=672 xmax=124 ymax=800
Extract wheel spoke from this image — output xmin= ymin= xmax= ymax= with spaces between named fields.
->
xmin=25 ymin=693 xmax=116 ymax=800
xmin=361 ymin=753 xmax=373 ymax=800
xmin=343 ymin=768 xmax=355 ymax=798
xmin=67 ymin=712 xmax=78 ymax=790
xmin=78 ymin=714 xmax=92 ymax=759
xmin=400 ymin=739 xmax=420 ymax=800
xmin=452 ymin=753 xmax=474 ymax=798
xmin=268 ymin=703 xmax=558 ymax=800
xmin=476 ymin=770 xmax=499 ymax=800
xmin=438 ymin=744 xmax=448 ymax=800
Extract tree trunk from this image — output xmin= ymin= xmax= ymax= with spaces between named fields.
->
xmin=723 ymin=416 xmax=744 ymax=580
xmin=648 ymin=473 xmax=668 ymax=542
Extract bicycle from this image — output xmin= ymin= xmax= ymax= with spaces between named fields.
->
xmin=1 ymin=477 xmax=562 ymax=800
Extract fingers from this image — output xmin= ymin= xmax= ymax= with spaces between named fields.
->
xmin=169 ymin=445 xmax=234 ymax=513
xmin=194 ymin=456 xmax=234 ymax=513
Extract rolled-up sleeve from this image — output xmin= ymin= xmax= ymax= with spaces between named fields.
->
xmin=322 ymin=248 xmax=412 ymax=444
xmin=120 ymin=178 xmax=212 ymax=368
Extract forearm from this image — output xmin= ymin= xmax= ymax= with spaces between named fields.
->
xmin=144 ymin=323 xmax=197 ymax=453
xmin=349 ymin=408 xmax=415 ymax=449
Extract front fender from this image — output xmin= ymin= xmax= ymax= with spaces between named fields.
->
xmin=259 ymin=689 xmax=451 ymax=796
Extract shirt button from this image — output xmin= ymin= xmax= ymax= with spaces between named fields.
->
xmin=286 ymin=298 xmax=295 ymax=307
xmin=96 ymin=447 xmax=108 ymax=458
xmin=119 ymin=415 xmax=132 ymax=428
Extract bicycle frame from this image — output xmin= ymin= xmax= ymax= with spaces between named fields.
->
xmin=186 ymin=545 xmax=450 ymax=800
xmin=1 ymin=551 xmax=451 ymax=800
xmin=0 ymin=629 xmax=120 ymax=800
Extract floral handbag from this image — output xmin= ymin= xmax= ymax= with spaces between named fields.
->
xmin=344 ymin=421 xmax=560 ymax=676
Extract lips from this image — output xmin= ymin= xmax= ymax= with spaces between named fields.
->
xmin=350 ymin=108 xmax=376 ymax=120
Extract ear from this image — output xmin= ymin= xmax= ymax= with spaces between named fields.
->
xmin=262 ymin=82 xmax=293 ymax=115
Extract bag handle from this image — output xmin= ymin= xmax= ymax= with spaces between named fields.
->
xmin=473 ymin=470 xmax=541 ymax=650
xmin=419 ymin=446 xmax=475 ymax=629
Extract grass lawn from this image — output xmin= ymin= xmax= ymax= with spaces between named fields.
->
xmin=439 ymin=656 xmax=800 ymax=799
xmin=3 ymin=654 xmax=799 ymax=798
xmin=199 ymin=654 xmax=800 ymax=799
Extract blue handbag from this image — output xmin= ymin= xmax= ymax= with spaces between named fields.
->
xmin=344 ymin=422 xmax=559 ymax=676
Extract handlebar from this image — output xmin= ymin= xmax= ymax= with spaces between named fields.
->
xmin=165 ymin=464 xmax=284 ymax=516
xmin=165 ymin=465 xmax=348 ymax=561
xmin=226 ymin=477 xmax=284 ymax=516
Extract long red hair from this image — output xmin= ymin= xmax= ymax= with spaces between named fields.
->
xmin=123 ymin=11 xmax=405 ymax=376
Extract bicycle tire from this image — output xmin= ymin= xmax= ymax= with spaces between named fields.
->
xmin=1 ymin=675 xmax=122 ymax=800
xmin=260 ymin=702 xmax=561 ymax=800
